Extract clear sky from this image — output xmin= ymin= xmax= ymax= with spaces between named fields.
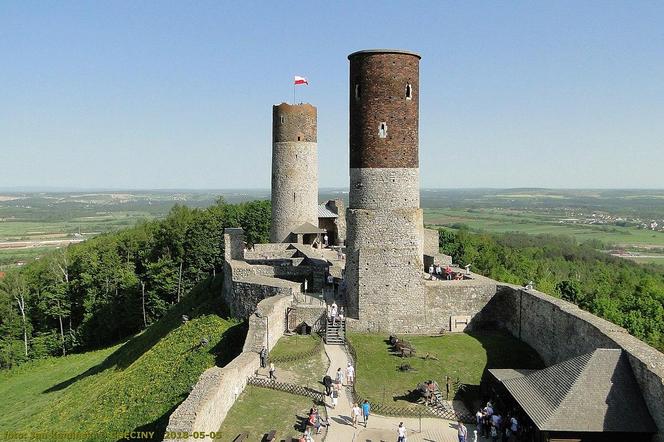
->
xmin=1 ymin=1 xmax=663 ymax=190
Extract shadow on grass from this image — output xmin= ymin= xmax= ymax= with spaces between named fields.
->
xmin=456 ymin=329 xmax=545 ymax=410
xmin=43 ymin=275 xmax=234 ymax=394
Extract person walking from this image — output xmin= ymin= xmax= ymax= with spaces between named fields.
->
xmin=259 ymin=347 xmax=267 ymax=368
xmin=351 ymin=403 xmax=361 ymax=428
xmin=457 ymin=420 xmax=468 ymax=442
xmin=335 ymin=367 xmax=345 ymax=386
xmin=268 ymin=362 xmax=276 ymax=380
xmin=397 ymin=422 xmax=407 ymax=442
xmin=361 ymin=400 xmax=371 ymax=427
xmin=323 ymin=374 xmax=333 ymax=396
xmin=346 ymin=361 xmax=355 ymax=386
xmin=331 ymin=383 xmax=338 ymax=408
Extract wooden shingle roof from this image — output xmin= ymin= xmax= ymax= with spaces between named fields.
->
xmin=500 ymin=349 xmax=656 ymax=433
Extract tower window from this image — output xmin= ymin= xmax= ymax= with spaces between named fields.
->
xmin=297 ymin=136 xmax=301 ymax=141
xmin=378 ymin=122 xmax=388 ymax=138
xmin=405 ymin=83 xmax=412 ymax=100
xmin=280 ymin=115 xmax=285 ymax=124
xmin=354 ymin=83 xmax=361 ymax=101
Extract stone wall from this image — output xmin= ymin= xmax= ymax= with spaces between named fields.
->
xmin=349 ymin=168 xmax=420 ymax=209
xmin=487 ymin=286 xmax=664 ymax=442
xmin=228 ymin=276 xmax=300 ymax=319
xmin=165 ymin=293 xmax=292 ymax=441
xmin=270 ymin=140 xmax=319 ymax=243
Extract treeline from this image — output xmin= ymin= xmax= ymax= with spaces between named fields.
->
xmin=0 ymin=198 xmax=270 ymax=368
xmin=439 ymin=228 xmax=664 ymax=352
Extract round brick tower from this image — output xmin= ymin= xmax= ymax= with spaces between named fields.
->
xmin=270 ymin=103 xmax=319 ymax=243
xmin=345 ymin=50 xmax=425 ymax=331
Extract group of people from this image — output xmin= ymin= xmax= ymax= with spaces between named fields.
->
xmin=322 ymin=362 xmax=355 ymax=408
xmin=327 ymin=301 xmax=344 ymax=325
xmin=428 ymin=263 xmax=460 ymax=280
xmin=475 ymin=402 xmax=519 ymax=442
xmin=300 ymin=406 xmax=330 ymax=440
xmin=350 ymin=400 xmax=371 ymax=428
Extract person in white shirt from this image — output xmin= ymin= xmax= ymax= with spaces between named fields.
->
xmin=346 ymin=362 xmax=355 ymax=386
xmin=351 ymin=403 xmax=361 ymax=428
xmin=397 ymin=422 xmax=407 ymax=442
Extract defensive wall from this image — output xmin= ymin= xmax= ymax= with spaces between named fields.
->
xmin=485 ymin=285 xmax=664 ymax=442
xmin=165 ymin=293 xmax=292 ymax=440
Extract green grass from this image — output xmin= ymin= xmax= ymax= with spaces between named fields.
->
xmin=270 ymin=334 xmax=321 ymax=360
xmin=424 ymin=208 xmax=664 ymax=248
xmin=0 ymin=277 xmax=245 ymax=441
xmin=270 ymin=334 xmax=328 ymax=390
xmin=218 ymin=386 xmax=321 ymax=442
xmin=348 ymin=332 xmax=544 ymax=407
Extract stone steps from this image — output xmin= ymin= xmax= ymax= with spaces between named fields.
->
xmin=325 ymin=318 xmax=346 ymax=345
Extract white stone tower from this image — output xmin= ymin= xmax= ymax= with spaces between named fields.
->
xmin=270 ymin=103 xmax=319 ymax=243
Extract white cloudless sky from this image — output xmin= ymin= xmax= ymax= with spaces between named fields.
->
xmin=1 ymin=1 xmax=663 ymax=189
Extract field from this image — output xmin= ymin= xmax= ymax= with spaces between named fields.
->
xmin=348 ymin=332 xmax=544 ymax=409
xmin=0 ymin=278 xmax=244 ymax=441
xmin=424 ymin=207 xmax=664 ymax=249
xmin=2 ymin=188 xmax=663 ymax=268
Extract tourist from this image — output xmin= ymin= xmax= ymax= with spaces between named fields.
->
xmin=346 ymin=361 xmax=355 ymax=386
xmin=475 ymin=409 xmax=483 ymax=435
xmin=331 ymin=383 xmax=338 ymax=408
xmin=472 ymin=429 xmax=478 ymax=442
xmin=330 ymin=301 xmax=338 ymax=325
xmin=435 ymin=263 xmax=442 ymax=276
xmin=509 ymin=415 xmax=518 ymax=439
xmin=324 ymin=234 xmax=329 ymax=247
xmin=397 ymin=422 xmax=407 ymax=442
xmin=335 ymin=367 xmax=345 ymax=386
xmin=490 ymin=424 xmax=499 ymax=442
xmin=351 ymin=402 xmax=361 ymax=428
xmin=323 ymin=374 xmax=333 ymax=396
xmin=428 ymin=264 xmax=434 ymax=275
xmin=327 ymin=274 xmax=334 ymax=286
xmin=444 ymin=265 xmax=453 ymax=280
xmin=268 ymin=362 xmax=276 ymax=380
xmin=457 ymin=420 xmax=468 ymax=442
xmin=361 ymin=400 xmax=370 ymax=427
xmin=259 ymin=346 xmax=267 ymax=368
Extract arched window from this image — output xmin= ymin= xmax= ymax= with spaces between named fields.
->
xmin=378 ymin=122 xmax=388 ymax=138
xmin=280 ymin=115 xmax=285 ymax=124
xmin=354 ymin=83 xmax=361 ymax=101
xmin=405 ymin=83 xmax=412 ymax=100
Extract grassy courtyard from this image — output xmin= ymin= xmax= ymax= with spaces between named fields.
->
xmin=348 ymin=331 xmax=544 ymax=407
xmin=219 ymin=333 xmax=328 ymax=440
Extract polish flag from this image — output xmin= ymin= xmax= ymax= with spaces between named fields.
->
xmin=294 ymin=76 xmax=309 ymax=85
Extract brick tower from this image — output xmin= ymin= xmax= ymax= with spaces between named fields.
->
xmin=345 ymin=50 xmax=425 ymax=332
xmin=270 ymin=103 xmax=319 ymax=243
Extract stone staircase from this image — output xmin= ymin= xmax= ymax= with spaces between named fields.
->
xmin=324 ymin=317 xmax=345 ymax=345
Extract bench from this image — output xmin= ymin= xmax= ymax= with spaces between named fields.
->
xmin=263 ymin=430 xmax=277 ymax=442
xmin=232 ymin=434 xmax=248 ymax=442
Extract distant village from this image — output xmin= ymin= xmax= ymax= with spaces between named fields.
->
xmin=557 ymin=210 xmax=664 ymax=233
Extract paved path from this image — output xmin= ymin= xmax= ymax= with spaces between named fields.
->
xmin=321 ymin=343 xmax=479 ymax=442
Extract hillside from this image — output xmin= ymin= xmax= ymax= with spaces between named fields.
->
xmin=0 ymin=276 xmax=244 ymax=441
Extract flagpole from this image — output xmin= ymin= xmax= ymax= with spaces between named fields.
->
xmin=293 ymin=81 xmax=296 ymax=105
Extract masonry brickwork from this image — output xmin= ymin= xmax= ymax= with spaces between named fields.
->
xmin=345 ymin=50 xmax=425 ymax=329
xmin=270 ymin=103 xmax=318 ymax=243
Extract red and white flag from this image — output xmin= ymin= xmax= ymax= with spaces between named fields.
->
xmin=294 ymin=76 xmax=309 ymax=85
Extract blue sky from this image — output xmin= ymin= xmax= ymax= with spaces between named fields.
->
xmin=1 ymin=1 xmax=663 ymax=189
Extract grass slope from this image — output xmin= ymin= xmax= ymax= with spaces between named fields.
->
xmin=0 ymin=276 xmax=244 ymax=441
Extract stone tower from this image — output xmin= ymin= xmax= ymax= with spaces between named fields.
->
xmin=270 ymin=103 xmax=319 ymax=243
xmin=345 ymin=49 xmax=425 ymax=332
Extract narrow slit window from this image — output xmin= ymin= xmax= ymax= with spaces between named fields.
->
xmin=297 ymin=136 xmax=301 ymax=141
xmin=354 ymin=83 xmax=361 ymax=101
xmin=378 ymin=122 xmax=388 ymax=138
xmin=280 ymin=115 xmax=285 ymax=124
xmin=405 ymin=83 xmax=412 ymax=100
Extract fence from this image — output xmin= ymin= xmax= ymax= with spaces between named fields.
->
xmin=248 ymin=376 xmax=325 ymax=404
xmin=345 ymin=336 xmax=474 ymax=423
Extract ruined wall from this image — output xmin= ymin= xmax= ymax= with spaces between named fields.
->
xmin=488 ymin=286 xmax=664 ymax=442
xmin=166 ymin=294 xmax=292 ymax=440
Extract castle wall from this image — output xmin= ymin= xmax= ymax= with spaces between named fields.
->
xmin=488 ymin=286 xmax=664 ymax=442
xmin=166 ymin=294 xmax=291 ymax=440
